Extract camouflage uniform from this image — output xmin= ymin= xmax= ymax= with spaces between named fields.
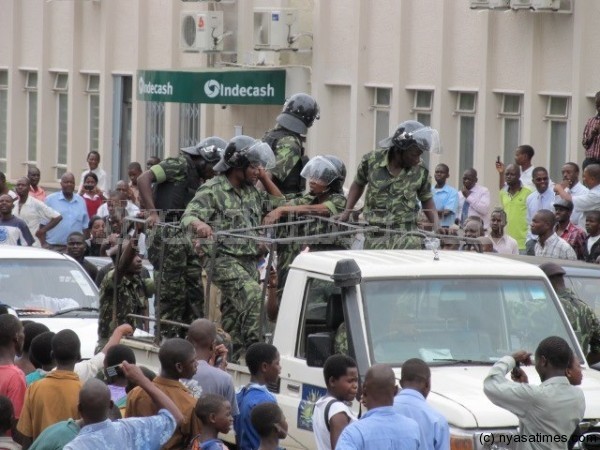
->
xmin=181 ymin=175 xmax=278 ymax=362
xmin=556 ymin=287 xmax=600 ymax=356
xmin=147 ymin=154 xmax=204 ymax=337
xmin=96 ymin=269 xmax=154 ymax=350
xmin=355 ymin=148 xmax=432 ymax=249
xmin=275 ymin=192 xmax=348 ymax=295
xmin=264 ymin=128 xmax=305 ymax=194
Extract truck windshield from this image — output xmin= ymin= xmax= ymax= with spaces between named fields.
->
xmin=362 ymin=278 xmax=579 ymax=365
xmin=0 ymin=259 xmax=98 ymax=314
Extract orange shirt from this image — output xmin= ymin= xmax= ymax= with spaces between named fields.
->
xmin=29 ymin=186 xmax=46 ymax=202
xmin=16 ymin=370 xmax=81 ymax=439
xmin=126 ymin=376 xmax=201 ymax=450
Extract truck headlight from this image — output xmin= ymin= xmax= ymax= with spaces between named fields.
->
xmin=450 ymin=427 xmax=516 ymax=450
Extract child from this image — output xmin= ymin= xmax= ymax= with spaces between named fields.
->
xmin=250 ymin=402 xmax=288 ymax=450
xmin=584 ymin=210 xmax=600 ymax=263
xmin=312 ymin=354 xmax=358 ymax=450
xmin=103 ymin=344 xmax=136 ymax=413
xmin=190 ymin=394 xmax=232 ymax=450
xmin=234 ymin=343 xmax=281 ymax=450
xmin=0 ymin=395 xmax=21 ymax=450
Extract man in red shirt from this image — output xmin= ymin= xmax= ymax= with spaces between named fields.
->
xmin=0 ymin=314 xmax=26 ymax=420
xmin=554 ymin=198 xmax=586 ymax=260
xmin=582 ymin=91 xmax=600 ymax=170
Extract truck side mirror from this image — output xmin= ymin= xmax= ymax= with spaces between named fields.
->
xmin=307 ymin=333 xmax=333 ymax=367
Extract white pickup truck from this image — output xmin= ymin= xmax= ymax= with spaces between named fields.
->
xmin=127 ymin=249 xmax=600 ymax=450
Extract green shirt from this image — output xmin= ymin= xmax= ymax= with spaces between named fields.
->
xmin=499 ymin=186 xmax=532 ymax=250
xmin=355 ymin=148 xmax=432 ymax=227
xmin=29 ymin=419 xmax=80 ymax=450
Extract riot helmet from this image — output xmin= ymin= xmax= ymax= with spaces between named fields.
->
xmin=180 ymin=136 xmax=227 ymax=162
xmin=276 ymin=93 xmax=320 ymax=135
xmin=378 ymin=120 xmax=440 ymax=154
xmin=300 ymin=155 xmax=346 ymax=193
xmin=213 ymin=136 xmax=276 ymax=173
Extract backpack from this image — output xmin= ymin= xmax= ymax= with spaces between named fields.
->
xmin=262 ymin=128 xmax=308 ymax=194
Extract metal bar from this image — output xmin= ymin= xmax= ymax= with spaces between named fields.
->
xmin=259 ymin=242 xmax=276 ymax=342
xmin=128 ymin=313 xmax=190 ymax=330
xmin=153 ymin=225 xmax=168 ymax=344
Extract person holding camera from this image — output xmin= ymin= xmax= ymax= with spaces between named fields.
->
xmin=81 ymin=172 xmax=105 ymax=218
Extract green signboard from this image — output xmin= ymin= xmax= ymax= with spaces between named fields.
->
xmin=136 ymin=69 xmax=286 ymax=105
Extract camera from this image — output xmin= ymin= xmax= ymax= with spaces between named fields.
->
xmin=84 ymin=184 xmax=95 ymax=191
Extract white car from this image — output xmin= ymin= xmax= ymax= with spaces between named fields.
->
xmin=0 ymin=245 xmax=99 ymax=358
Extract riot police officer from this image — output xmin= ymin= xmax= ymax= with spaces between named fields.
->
xmin=181 ymin=136 xmax=284 ymax=361
xmin=263 ymin=93 xmax=320 ymax=195
xmin=137 ymin=136 xmax=227 ymax=336
xmin=339 ymin=121 xmax=440 ymax=249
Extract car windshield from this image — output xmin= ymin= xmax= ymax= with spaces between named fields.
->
xmin=0 ymin=259 xmax=98 ymax=314
xmin=362 ymin=277 xmax=579 ymax=366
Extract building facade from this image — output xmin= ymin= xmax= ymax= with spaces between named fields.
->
xmin=0 ymin=0 xmax=597 ymax=200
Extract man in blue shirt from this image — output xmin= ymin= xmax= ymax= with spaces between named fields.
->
xmin=432 ymin=164 xmax=459 ymax=228
xmin=394 ymin=358 xmax=450 ymax=450
xmin=336 ymin=364 xmax=424 ymax=450
xmin=44 ymin=172 xmax=89 ymax=252
xmin=63 ymin=362 xmax=182 ymax=450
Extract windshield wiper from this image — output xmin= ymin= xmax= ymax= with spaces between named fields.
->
xmin=432 ymin=358 xmax=495 ymax=365
xmin=52 ymin=307 xmax=99 ymax=317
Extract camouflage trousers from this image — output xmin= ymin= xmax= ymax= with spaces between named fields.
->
xmin=209 ymin=254 xmax=261 ymax=362
xmin=147 ymin=226 xmax=204 ymax=338
xmin=364 ymin=223 xmax=422 ymax=250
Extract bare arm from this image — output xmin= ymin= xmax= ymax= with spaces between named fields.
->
xmin=495 ymin=162 xmax=506 ymax=190
xmin=329 ymin=412 xmax=352 ymax=449
xmin=100 ymin=323 xmax=134 ymax=354
xmin=137 ymin=170 xmax=159 ymax=224
xmin=36 ymin=215 xmax=62 ymax=247
xmin=421 ymin=198 xmax=439 ymax=231
xmin=121 ymin=362 xmax=184 ymax=425
xmin=259 ymin=168 xmax=284 ymax=198
xmin=338 ymin=181 xmax=366 ymax=222
xmin=554 ymin=183 xmax=573 ymax=202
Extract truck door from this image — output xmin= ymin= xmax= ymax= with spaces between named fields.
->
xmin=274 ymin=273 xmax=340 ymax=449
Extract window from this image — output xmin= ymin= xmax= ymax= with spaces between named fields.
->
xmin=413 ymin=90 xmax=434 ymax=169
xmin=0 ymin=70 xmax=7 ymax=173
xmin=145 ymin=101 xmax=165 ymax=161
xmin=296 ymin=278 xmax=339 ymax=359
xmin=24 ymin=71 xmax=38 ymax=165
xmin=499 ymin=94 xmax=522 ymax=164
xmin=545 ymin=96 xmax=569 ymax=181
xmin=179 ymin=103 xmax=201 ymax=148
xmin=372 ymin=88 xmax=391 ymax=149
xmin=53 ymin=73 xmax=69 ymax=180
xmin=456 ymin=92 xmax=476 ymax=176
xmin=86 ymin=74 xmax=100 ymax=153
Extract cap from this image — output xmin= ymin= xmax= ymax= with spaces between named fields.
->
xmin=553 ymin=197 xmax=574 ymax=210
xmin=539 ymin=262 xmax=566 ymax=278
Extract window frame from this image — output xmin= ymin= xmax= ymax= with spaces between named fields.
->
xmin=23 ymin=70 xmax=39 ymax=166
xmin=371 ymin=87 xmax=392 ymax=149
xmin=454 ymin=91 xmax=477 ymax=176
xmin=0 ymin=69 xmax=7 ymax=173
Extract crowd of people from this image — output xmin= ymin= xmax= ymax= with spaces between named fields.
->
xmin=1 ymin=90 xmax=600 ymax=448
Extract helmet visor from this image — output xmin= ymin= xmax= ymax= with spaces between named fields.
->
xmin=245 ymin=141 xmax=276 ymax=170
xmin=300 ymin=156 xmax=340 ymax=185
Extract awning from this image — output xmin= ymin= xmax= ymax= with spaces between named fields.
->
xmin=136 ymin=68 xmax=287 ymax=105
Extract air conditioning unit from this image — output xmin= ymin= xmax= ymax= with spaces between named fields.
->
xmin=489 ymin=0 xmax=510 ymax=8
xmin=531 ymin=0 xmax=560 ymax=10
xmin=470 ymin=0 xmax=490 ymax=8
xmin=510 ymin=0 xmax=532 ymax=9
xmin=180 ymin=11 xmax=224 ymax=52
xmin=253 ymin=8 xmax=298 ymax=50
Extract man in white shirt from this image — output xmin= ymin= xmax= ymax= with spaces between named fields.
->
xmin=561 ymin=163 xmax=588 ymax=226
xmin=14 ymin=177 xmax=62 ymax=247
xmin=487 ymin=208 xmax=519 ymax=255
xmin=458 ymin=168 xmax=490 ymax=229
xmin=484 ymin=336 xmax=585 ymax=450
xmin=555 ymin=163 xmax=600 ymax=229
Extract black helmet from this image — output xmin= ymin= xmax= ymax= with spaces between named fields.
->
xmin=276 ymin=93 xmax=320 ymax=135
xmin=378 ymin=120 xmax=440 ymax=153
xmin=214 ymin=136 xmax=275 ymax=172
xmin=322 ymin=155 xmax=347 ymax=186
xmin=180 ymin=136 xmax=227 ymax=163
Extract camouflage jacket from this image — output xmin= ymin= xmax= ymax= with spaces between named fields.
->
xmin=181 ymin=175 xmax=279 ymax=257
xmin=98 ymin=269 xmax=154 ymax=339
xmin=355 ymin=149 xmax=432 ymax=228
xmin=557 ymin=287 xmax=600 ymax=355
xmin=266 ymin=129 xmax=304 ymax=194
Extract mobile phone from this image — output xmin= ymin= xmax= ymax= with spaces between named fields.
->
xmin=105 ymin=364 xmax=123 ymax=378
xmin=511 ymin=360 xmax=521 ymax=379
xmin=496 ymin=156 xmax=501 ymax=164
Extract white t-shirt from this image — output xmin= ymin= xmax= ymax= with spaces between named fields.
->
xmin=312 ymin=395 xmax=357 ymax=450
